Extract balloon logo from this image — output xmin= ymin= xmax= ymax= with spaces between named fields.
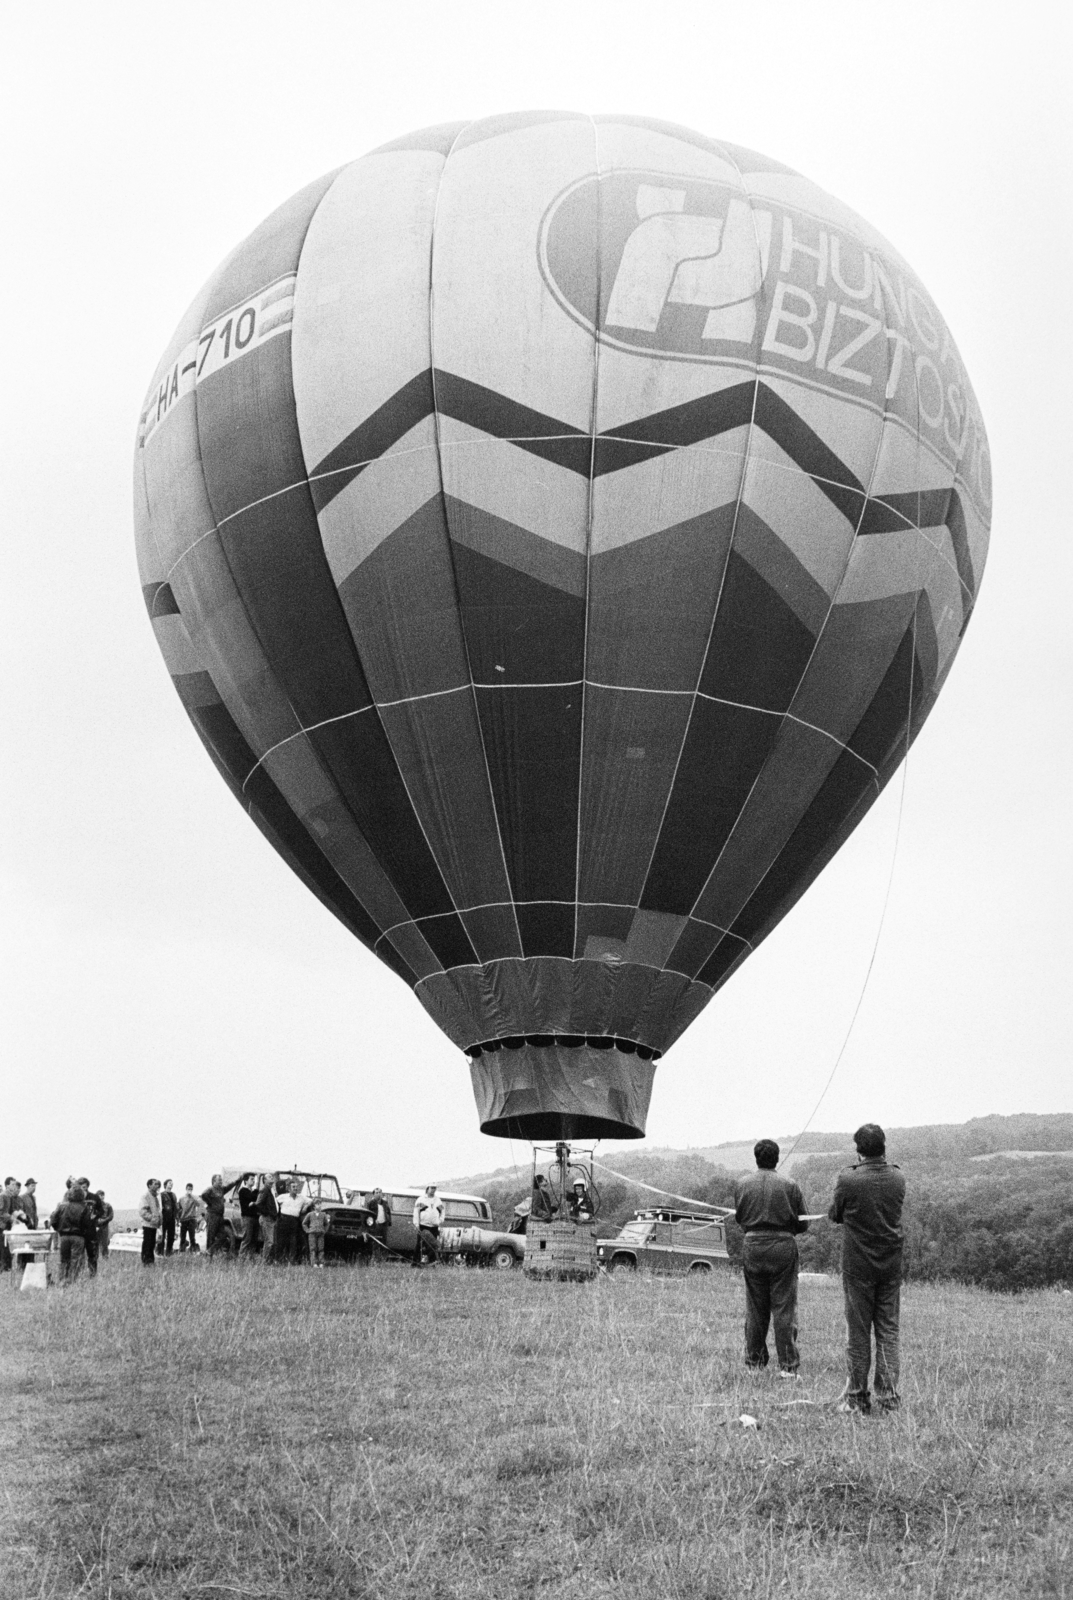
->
xmin=134 ymin=114 xmax=990 ymax=1141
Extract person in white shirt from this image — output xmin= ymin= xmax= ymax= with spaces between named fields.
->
xmin=412 ymin=1185 xmax=445 ymax=1268
xmin=275 ymin=1179 xmax=309 ymax=1264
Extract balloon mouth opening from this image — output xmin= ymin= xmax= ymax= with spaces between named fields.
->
xmin=466 ymin=1035 xmax=662 ymax=1063
xmin=479 ymin=1111 xmax=646 ymax=1141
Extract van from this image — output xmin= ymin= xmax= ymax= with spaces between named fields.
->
xmin=363 ymin=1189 xmax=495 ymax=1257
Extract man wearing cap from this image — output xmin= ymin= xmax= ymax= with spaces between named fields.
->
xmin=829 ymin=1123 xmax=906 ymax=1414
xmin=733 ymin=1139 xmax=809 ymax=1376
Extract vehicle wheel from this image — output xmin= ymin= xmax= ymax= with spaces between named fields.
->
xmin=689 ymin=1261 xmax=713 ymax=1275
xmin=491 ymin=1245 xmax=519 ymax=1270
xmin=608 ymin=1253 xmax=637 ymax=1273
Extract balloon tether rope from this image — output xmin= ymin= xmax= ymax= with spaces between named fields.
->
xmin=779 ymin=612 xmax=916 ymax=1171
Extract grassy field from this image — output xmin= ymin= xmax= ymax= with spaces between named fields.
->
xmin=2 ymin=1258 xmax=1071 ymax=1600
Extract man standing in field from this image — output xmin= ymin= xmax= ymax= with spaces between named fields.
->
xmin=139 ymin=1178 xmax=162 ymax=1267
xmin=412 ymin=1184 xmax=445 ymax=1267
xmin=178 ymin=1184 xmax=202 ymax=1252
xmin=276 ymin=1178 xmax=308 ymax=1264
xmin=366 ymin=1187 xmax=391 ymax=1251
xmin=49 ymin=1183 xmax=97 ymax=1282
xmin=17 ymin=1178 xmax=38 ymax=1230
xmin=0 ymin=1176 xmax=23 ymax=1271
xmin=829 ymin=1123 xmax=906 ymax=1414
xmin=734 ymin=1139 xmax=809 ymax=1376
xmin=79 ymin=1179 xmax=103 ymax=1276
xmin=200 ymin=1175 xmax=228 ymax=1257
xmin=256 ymin=1174 xmax=279 ymax=1261
xmin=159 ymin=1180 xmax=179 ymax=1257
xmin=95 ymin=1191 xmax=114 ymax=1258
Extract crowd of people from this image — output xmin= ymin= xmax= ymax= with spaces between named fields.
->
xmin=1 ymin=1175 xmax=115 ymax=1282
xmin=135 ymin=1173 xmax=336 ymax=1268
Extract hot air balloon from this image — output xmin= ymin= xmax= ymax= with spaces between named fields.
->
xmin=134 ymin=113 xmax=990 ymax=1144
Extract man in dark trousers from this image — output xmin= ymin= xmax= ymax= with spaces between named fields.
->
xmin=734 ymin=1139 xmax=809 ymax=1376
xmin=829 ymin=1123 xmax=906 ymax=1414
xmin=95 ymin=1191 xmax=114 ymax=1258
xmin=178 ymin=1184 xmax=202 ymax=1252
xmin=159 ymin=1180 xmax=179 ymax=1257
xmin=79 ymin=1178 xmax=102 ymax=1275
xmin=17 ymin=1179 xmax=38 ymax=1230
xmin=0 ymin=1176 xmax=22 ymax=1271
xmin=139 ymin=1179 xmax=162 ymax=1267
xmin=365 ymin=1187 xmax=391 ymax=1251
xmin=201 ymin=1175 xmax=228 ymax=1257
xmin=49 ymin=1183 xmax=97 ymax=1282
xmin=256 ymin=1173 xmax=279 ymax=1261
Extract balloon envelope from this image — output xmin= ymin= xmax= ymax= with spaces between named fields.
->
xmin=134 ymin=114 xmax=990 ymax=1140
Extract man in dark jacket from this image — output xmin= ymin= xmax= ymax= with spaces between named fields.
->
xmin=734 ymin=1140 xmax=808 ymax=1375
xmin=79 ymin=1179 xmax=103 ymax=1275
xmin=256 ymin=1173 xmax=280 ymax=1261
xmin=237 ymin=1176 xmax=260 ymax=1258
xmin=95 ymin=1192 xmax=114 ymax=1257
xmin=160 ymin=1180 xmax=179 ymax=1256
xmin=829 ymin=1123 xmax=906 ymax=1414
xmin=0 ymin=1176 xmax=23 ymax=1271
xmin=201 ymin=1175 xmax=228 ymax=1256
xmin=50 ymin=1184 xmax=97 ymax=1282
xmin=18 ymin=1179 xmax=39 ymax=1230
xmin=531 ymin=1175 xmax=557 ymax=1221
xmin=365 ymin=1188 xmax=391 ymax=1250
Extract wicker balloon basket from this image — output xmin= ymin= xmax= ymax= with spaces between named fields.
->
xmin=524 ymin=1218 xmax=598 ymax=1282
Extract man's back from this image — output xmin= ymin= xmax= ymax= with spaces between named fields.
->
xmin=734 ymin=1168 xmax=805 ymax=1234
xmin=829 ymin=1159 xmax=906 ymax=1280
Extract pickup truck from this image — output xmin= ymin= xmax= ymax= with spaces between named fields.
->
xmin=356 ymin=1187 xmax=524 ymax=1269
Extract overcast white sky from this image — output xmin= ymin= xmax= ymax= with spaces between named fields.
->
xmin=2 ymin=2 xmax=1069 ymax=1209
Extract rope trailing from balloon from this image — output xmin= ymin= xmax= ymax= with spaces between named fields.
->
xmin=590 ymin=1159 xmax=733 ymax=1216
xmin=779 ymin=609 xmax=918 ymax=1170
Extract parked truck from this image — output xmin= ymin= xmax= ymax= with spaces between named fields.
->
xmin=221 ymin=1168 xmax=373 ymax=1258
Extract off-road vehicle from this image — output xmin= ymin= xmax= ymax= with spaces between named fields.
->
xmin=597 ymin=1209 xmax=732 ymax=1275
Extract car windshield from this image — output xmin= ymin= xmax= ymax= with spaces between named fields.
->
xmin=618 ymin=1220 xmax=654 ymax=1243
xmin=289 ymin=1175 xmax=343 ymax=1202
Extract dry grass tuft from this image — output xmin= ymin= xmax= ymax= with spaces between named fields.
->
xmin=2 ymin=1258 xmax=1071 ymax=1598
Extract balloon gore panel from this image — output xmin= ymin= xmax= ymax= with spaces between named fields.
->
xmin=135 ymin=114 xmax=990 ymax=1139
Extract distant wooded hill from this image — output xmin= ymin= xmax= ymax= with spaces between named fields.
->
xmin=451 ymin=1113 xmax=1073 ymax=1293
